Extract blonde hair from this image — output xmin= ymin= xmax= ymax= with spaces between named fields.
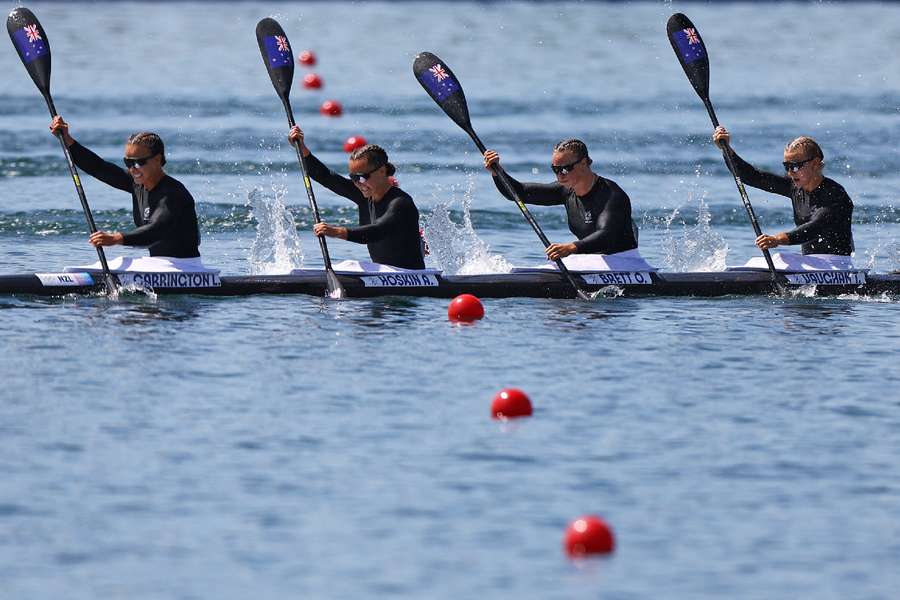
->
xmin=785 ymin=136 xmax=823 ymax=161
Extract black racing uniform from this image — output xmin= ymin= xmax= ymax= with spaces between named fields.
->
xmin=727 ymin=149 xmax=854 ymax=255
xmin=69 ymin=142 xmax=201 ymax=258
xmin=304 ymin=153 xmax=425 ymax=270
xmin=492 ymin=172 xmax=638 ymax=254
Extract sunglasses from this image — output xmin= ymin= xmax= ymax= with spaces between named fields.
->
xmin=349 ymin=165 xmax=382 ymax=183
xmin=551 ymin=158 xmax=583 ymax=176
xmin=782 ymin=156 xmax=816 ymax=173
xmin=123 ymin=151 xmax=159 ymax=169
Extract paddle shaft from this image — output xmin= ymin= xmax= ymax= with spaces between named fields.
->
xmin=464 ymin=130 xmax=590 ymax=299
xmin=703 ymin=99 xmax=778 ymax=276
xmin=281 ymin=99 xmax=336 ymax=273
xmin=44 ymin=93 xmax=117 ymax=282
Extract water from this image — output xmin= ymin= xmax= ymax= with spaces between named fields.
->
xmin=2 ymin=2 xmax=900 ymax=598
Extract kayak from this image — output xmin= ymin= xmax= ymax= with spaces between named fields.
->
xmin=2 ymin=269 xmax=898 ymax=299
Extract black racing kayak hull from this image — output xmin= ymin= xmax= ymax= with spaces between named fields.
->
xmin=2 ymin=271 xmax=899 ymax=299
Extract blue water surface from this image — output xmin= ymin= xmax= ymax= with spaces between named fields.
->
xmin=2 ymin=2 xmax=900 ymax=598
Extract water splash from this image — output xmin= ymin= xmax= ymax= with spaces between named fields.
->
xmin=786 ymin=285 xmax=820 ymax=299
xmin=862 ymin=235 xmax=900 ymax=272
xmin=658 ymin=186 xmax=729 ymax=272
xmin=247 ymin=185 xmax=304 ymax=275
xmin=422 ymin=175 xmax=511 ymax=275
xmin=858 ymin=201 xmax=900 ymax=271
xmin=887 ymin=242 xmax=900 ymax=271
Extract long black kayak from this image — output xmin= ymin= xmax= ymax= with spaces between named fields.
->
xmin=2 ymin=270 xmax=899 ymax=299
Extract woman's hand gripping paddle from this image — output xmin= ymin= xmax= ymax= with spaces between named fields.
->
xmin=413 ymin=52 xmax=594 ymax=301
xmin=667 ymin=13 xmax=786 ymax=290
xmin=256 ymin=17 xmax=344 ymax=300
xmin=7 ymin=7 xmax=119 ymax=295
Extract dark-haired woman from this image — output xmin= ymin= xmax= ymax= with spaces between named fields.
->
xmin=288 ymin=126 xmax=425 ymax=270
xmin=49 ymin=116 xmax=201 ymax=258
xmin=482 ymin=139 xmax=638 ymax=262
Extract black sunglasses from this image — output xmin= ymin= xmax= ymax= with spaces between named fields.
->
xmin=551 ymin=158 xmax=583 ymax=176
xmin=349 ymin=165 xmax=382 ymax=183
xmin=123 ymin=151 xmax=159 ymax=169
xmin=782 ymin=156 xmax=816 ymax=173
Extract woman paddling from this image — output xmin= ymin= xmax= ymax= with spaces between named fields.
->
xmin=482 ymin=139 xmax=638 ymax=261
xmin=288 ymin=127 xmax=425 ymax=270
xmin=713 ymin=127 xmax=854 ymax=256
xmin=49 ymin=116 xmax=201 ymax=259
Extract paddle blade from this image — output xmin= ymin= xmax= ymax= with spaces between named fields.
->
xmin=256 ymin=17 xmax=295 ymax=99
xmin=666 ymin=13 xmax=710 ymax=101
xmin=326 ymin=270 xmax=345 ymax=299
xmin=7 ymin=7 xmax=51 ymax=95
xmin=413 ymin=52 xmax=480 ymax=147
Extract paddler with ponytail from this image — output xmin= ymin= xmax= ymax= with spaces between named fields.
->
xmin=288 ymin=126 xmax=425 ymax=270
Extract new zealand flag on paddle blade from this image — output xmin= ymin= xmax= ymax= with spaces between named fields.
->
xmin=672 ymin=28 xmax=706 ymax=64
xmin=418 ymin=63 xmax=459 ymax=102
xmin=13 ymin=24 xmax=48 ymax=64
xmin=263 ymin=35 xmax=292 ymax=67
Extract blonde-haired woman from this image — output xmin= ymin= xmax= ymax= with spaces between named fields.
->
xmin=713 ymin=126 xmax=853 ymax=256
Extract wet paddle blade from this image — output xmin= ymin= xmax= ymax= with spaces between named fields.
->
xmin=413 ymin=52 xmax=483 ymax=151
xmin=326 ymin=270 xmax=344 ymax=299
xmin=256 ymin=17 xmax=295 ymax=101
xmin=667 ymin=13 xmax=710 ymax=102
xmin=7 ymin=7 xmax=52 ymax=97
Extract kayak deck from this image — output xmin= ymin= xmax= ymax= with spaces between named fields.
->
xmin=2 ymin=270 xmax=899 ymax=299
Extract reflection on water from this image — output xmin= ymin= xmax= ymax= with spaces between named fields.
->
xmin=109 ymin=303 xmax=204 ymax=327
xmin=72 ymin=295 xmax=214 ymax=329
xmin=332 ymin=297 xmax=427 ymax=327
xmin=542 ymin=298 xmax=642 ymax=330
xmin=774 ymin=300 xmax=854 ymax=334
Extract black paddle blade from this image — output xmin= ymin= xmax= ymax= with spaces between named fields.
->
xmin=256 ymin=17 xmax=295 ymax=99
xmin=667 ymin=13 xmax=710 ymax=101
xmin=413 ymin=52 xmax=480 ymax=147
xmin=7 ymin=7 xmax=51 ymax=95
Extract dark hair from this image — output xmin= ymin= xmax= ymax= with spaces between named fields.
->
xmin=553 ymin=138 xmax=592 ymax=165
xmin=785 ymin=136 xmax=824 ymax=162
xmin=127 ymin=131 xmax=166 ymax=166
xmin=349 ymin=144 xmax=395 ymax=176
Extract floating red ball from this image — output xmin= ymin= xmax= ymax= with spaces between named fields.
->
xmin=320 ymin=100 xmax=343 ymax=117
xmin=303 ymin=73 xmax=323 ymax=89
xmin=343 ymin=136 xmax=368 ymax=153
xmin=490 ymin=388 xmax=532 ymax=419
xmin=298 ymin=50 xmax=317 ymax=66
xmin=448 ymin=293 xmax=484 ymax=322
xmin=564 ymin=515 xmax=615 ymax=556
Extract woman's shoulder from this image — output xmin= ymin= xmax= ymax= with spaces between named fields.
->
xmin=819 ymin=177 xmax=852 ymax=203
xmin=386 ymin=186 xmax=416 ymax=204
xmin=154 ymin=174 xmax=192 ymax=196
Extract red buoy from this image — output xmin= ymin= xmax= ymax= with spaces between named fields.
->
xmin=343 ymin=135 xmax=368 ymax=153
xmin=564 ymin=515 xmax=615 ymax=556
xmin=320 ymin=100 xmax=343 ymax=117
xmin=490 ymin=388 xmax=532 ymax=419
xmin=303 ymin=73 xmax=323 ymax=89
xmin=298 ymin=50 xmax=317 ymax=66
xmin=448 ymin=293 xmax=484 ymax=322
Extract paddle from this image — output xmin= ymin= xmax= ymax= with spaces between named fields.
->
xmin=412 ymin=51 xmax=593 ymax=301
xmin=7 ymin=7 xmax=119 ymax=294
xmin=666 ymin=13 xmax=784 ymax=287
xmin=255 ymin=17 xmax=344 ymax=300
